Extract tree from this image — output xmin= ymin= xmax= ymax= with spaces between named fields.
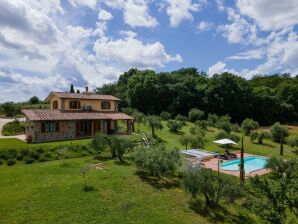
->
xmin=160 ymin=111 xmax=171 ymax=120
xmin=167 ymin=120 xmax=183 ymax=133
xmin=145 ymin=116 xmax=163 ymax=138
xmin=1 ymin=102 xmax=21 ymax=117
xmin=288 ymin=135 xmax=298 ymax=151
xmin=190 ymin=135 xmax=205 ymax=149
xmin=183 ymin=166 xmax=242 ymax=207
xmin=241 ymin=118 xmax=259 ymax=136
xmin=245 ymin=157 xmax=298 ymax=224
xmin=179 ymin=134 xmax=193 ymax=149
xmin=70 ymin=83 xmax=75 ymax=93
xmin=215 ymin=116 xmax=232 ymax=134
xmin=195 ymin=120 xmax=208 ymax=130
xmin=91 ymin=133 xmax=109 ymax=155
xmin=132 ymin=111 xmax=145 ymax=128
xmin=207 ymin=113 xmax=219 ymax=126
xmin=189 ymin=126 xmax=206 ymax=137
xmin=109 ymin=137 xmax=133 ymax=161
xmin=29 ymin=96 xmax=40 ymax=104
xmin=175 ymin=114 xmax=188 ymax=123
xmin=80 ymin=165 xmax=89 ymax=192
xmin=132 ymin=144 xmax=181 ymax=177
xmin=188 ymin=108 xmax=204 ymax=122
xmin=270 ymin=122 xmax=289 ymax=156
xmin=215 ymin=130 xmax=240 ymax=144
xmin=250 ymin=131 xmax=270 ymax=144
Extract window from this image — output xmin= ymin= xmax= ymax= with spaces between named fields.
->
xmin=52 ymin=100 xmax=58 ymax=109
xmin=101 ymin=101 xmax=111 ymax=110
xmin=69 ymin=101 xmax=81 ymax=109
xmin=41 ymin=122 xmax=59 ymax=133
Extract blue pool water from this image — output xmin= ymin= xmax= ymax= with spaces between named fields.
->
xmin=220 ymin=156 xmax=268 ymax=173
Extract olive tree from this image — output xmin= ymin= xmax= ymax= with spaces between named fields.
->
xmin=183 ymin=166 xmax=242 ymax=207
xmin=167 ymin=120 xmax=183 ymax=133
xmin=145 ymin=116 xmax=163 ymax=138
xmin=270 ymin=122 xmax=289 ymax=156
xmin=179 ymin=134 xmax=193 ymax=150
xmin=188 ymin=108 xmax=204 ymax=122
xmin=132 ymin=144 xmax=181 ymax=177
xmin=109 ymin=136 xmax=133 ymax=161
xmin=250 ymin=131 xmax=271 ymax=144
xmin=91 ymin=133 xmax=109 ymax=155
xmin=241 ymin=118 xmax=259 ymax=136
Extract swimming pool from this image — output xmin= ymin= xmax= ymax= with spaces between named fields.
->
xmin=220 ymin=156 xmax=268 ymax=173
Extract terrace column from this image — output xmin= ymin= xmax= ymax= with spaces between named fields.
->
xmin=127 ymin=120 xmax=132 ymax=133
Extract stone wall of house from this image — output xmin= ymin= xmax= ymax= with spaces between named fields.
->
xmin=25 ymin=121 xmax=76 ymax=143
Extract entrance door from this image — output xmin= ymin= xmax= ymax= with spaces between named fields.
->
xmin=93 ymin=120 xmax=101 ymax=135
xmin=76 ymin=120 xmax=92 ymax=137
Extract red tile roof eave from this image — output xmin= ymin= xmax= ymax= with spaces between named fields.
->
xmin=45 ymin=92 xmax=120 ymax=101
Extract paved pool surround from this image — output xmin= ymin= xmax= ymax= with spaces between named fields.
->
xmin=201 ymin=152 xmax=271 ymax=177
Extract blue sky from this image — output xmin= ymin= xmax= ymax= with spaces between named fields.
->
xmin=0 ymin=0 xmax=298 ymax=102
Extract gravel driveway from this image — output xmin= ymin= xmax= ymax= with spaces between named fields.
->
xmin=0 ymin=117 xmax=26 ymax=141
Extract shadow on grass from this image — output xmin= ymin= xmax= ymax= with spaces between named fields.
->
xmin=189 ymin=199 xmax=256 ymax=224
xmin=82 ymin=185 xmax=96 ymax=192
xmin=136 ymin=171 xmax=180 ymax=189
xmin=252 ymin=142 xmax=274 ymax=148
xmin=93 ymin=155 xmax=111 ymax=161
xmin=115 ymin=160 xmax=131 ymax=166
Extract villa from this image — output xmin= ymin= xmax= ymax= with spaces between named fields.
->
xmin=22 ymin=87 xmax=134 ymax=143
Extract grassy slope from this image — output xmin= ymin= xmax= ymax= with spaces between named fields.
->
xmin=0 ymin=122 xmax=296 ymax=223
xmin=136 ymin=122 xmax=296 ymax=158
xmin=0 ymin=157 xmax=258 ymax=224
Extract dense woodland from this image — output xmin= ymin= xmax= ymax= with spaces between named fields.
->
xmin=96 ymin=68 xmax=298 ymax=125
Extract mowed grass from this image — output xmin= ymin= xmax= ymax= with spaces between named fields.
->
xmin=136 ymin=122 xmax=297 ymax=159
xmin=0 ymin=157 xmax=258 ymax=224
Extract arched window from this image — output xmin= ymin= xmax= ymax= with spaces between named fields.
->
xmin=101 ymin=101 xmax=111 ymax=110
xmin=52 ymin=100 xmax=58 ymax=109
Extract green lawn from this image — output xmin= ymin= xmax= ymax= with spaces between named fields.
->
xmin=0 ymin=122 xmax=296 ymax=223
xmin=0 ymin=157 xmax=258 ymax=224
xmin=136 ymin=122 xmax=296 ymax=158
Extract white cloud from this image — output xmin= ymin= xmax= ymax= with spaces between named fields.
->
xmin=0 ymin=0 xmax=182 ymax=101
xmin=98 ymin=9 xmax=113 ymax=21
xmin=227 ymin=49 xmax=265 ymax=60
xmin=215 ymin=0 xmax=225 ymax=12
xmin=236 ymin=0 xmax=298 ymax=31
xmin=207 ymin=61 xmax=227 ymax=76
xmin=218 ymin=8 xmax=257 ymax=44
xmin=69 ymin=0 xmax=98 ymax=9
xmin=165 ymin=0 xmax=203 ymax=27
xmin=197 ymin=21 xmax=213 ymax=31
xmin=93 ymin=30 xmax=182 ymax=68
xmin=123 ymin=0 xmax=158 ymax=28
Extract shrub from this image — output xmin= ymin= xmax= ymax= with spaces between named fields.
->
xmin=175 ymin=114 xmax=188 ymax=122
xmin=241 ymin=118 xmax=259 ymax=135
xmin=44 ymin=152 xmax=52 ymax=158
xmin=7 ymin=158 xmax=16 ymax=166
xmin=160 ymin=111 xmax=171 ymax=120
xmin=132 ymin=144 xmax=181 ymax=177
xmin=231 ymin=124 xmax=241 ymax=132
xmin=0 ymin=159 xmax=3 ymax=165
xmin=270 ymin=122 xmax=289 ymax=143
xmin=24 ymin=156 xmax=34 ymax=164
xmin=3 ymin=149 xmax=17 ymax=160
xmin=188 ymin=108 xmax=204 ymax=122
xmin=2 ymin=120 xmax=25 ymax=136
xmin=38 ymin=155 xmax=47 ymax=162
xmin=195 ymin=120 xmax=208 ymax=130
xmin=167 ymin=120 xmax=183 ymax=133
xmin=207 ymin=113 xmax=219 ymax=126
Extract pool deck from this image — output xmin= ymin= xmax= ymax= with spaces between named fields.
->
xmin=201 ymin=152 xmax=271 ymax=177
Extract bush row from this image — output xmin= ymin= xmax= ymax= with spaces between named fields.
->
xmin=0 ymin=144 xmax=94 ymax=166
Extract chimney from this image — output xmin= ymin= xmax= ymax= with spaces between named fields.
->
xmin=85 ymin=86 xmax=88 ymax=92
xmin=84 ymin=81 xmax=90 ymax=94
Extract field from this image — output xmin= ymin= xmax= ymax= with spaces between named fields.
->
xmin=0 ymin=122 xmax=297 ymax=224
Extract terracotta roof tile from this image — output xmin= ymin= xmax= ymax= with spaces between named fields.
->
xmin=46 ymin=92 xmax=120 ymax=101
xmin=22 ymin=109 xmax=134 ymax=121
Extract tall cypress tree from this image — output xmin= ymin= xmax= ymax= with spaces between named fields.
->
xmin=70 ymin=84 xmax=75 ymax=93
